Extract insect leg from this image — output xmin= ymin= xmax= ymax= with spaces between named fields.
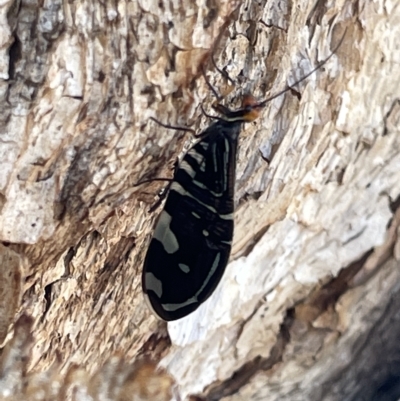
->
xmin=133 ymin=176 xmax=174 ymax=212
xmin=259 ymin=19 xmax=287 ymax=32
xmin=135 ymin=119 xmax=186 ymax=211
xmin=148 ymin=178 xmax=174 ymax=213
xmin=149 ymin=117 xmax=196 ymax=136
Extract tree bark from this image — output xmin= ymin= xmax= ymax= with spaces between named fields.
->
xmin=1 ymin=0 xmax=400 ymax=400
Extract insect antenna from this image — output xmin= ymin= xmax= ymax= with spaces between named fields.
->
xmin=255 ymin=29 xmax=347 ymax=108
xmin=212 ymin=53 xmax=235 ymax=85
xmin=202 ymin=64 xmax=222 ymax=102
xmin=147 ymin=181 xmax=174 ymax=213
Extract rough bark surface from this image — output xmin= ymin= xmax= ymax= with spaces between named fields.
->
xmin=0 ymin=0 xmax=400 ymax=400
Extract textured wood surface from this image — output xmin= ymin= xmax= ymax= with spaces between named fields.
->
xmin=0 ymin=0 xmax=400 ymax=400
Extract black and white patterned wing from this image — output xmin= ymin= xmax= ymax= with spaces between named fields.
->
xmin=142 ymin=120 xmax=241 ymax=321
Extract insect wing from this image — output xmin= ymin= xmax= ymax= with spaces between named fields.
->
xmin=142 ymin=121 xmax=241 ymax=321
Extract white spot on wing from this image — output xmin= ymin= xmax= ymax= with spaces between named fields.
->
xmin=178 ymin=263 xmax=190 ymax=273
xmin=199 ymin=142 xmax=208 ymax=151
xmin=144 ymin=272 xmax=163 ymax=297
xmin=220 ymin=213 xmax=234 ymax=220
xmin=212 ymin=142 xmax=218 ymax=173
xmin=193 ymin=179 xmax=223 ymax=197
xmin=171 ymin=182 xmax=234 ymax=220
xmin=162 ymin=252 xmax=222 ymax=312
xmin=223 ymin=138 xmax=230 ymax=191
xmin=189 ymin=150 xmax=204 ymax=165
xmin=153 ymin=211 xmax=179 ymax=254
xmin=163 ymin=296 xmax=197 ymax=312
xmin=188 ymin=150 xmax=206 ymax=171
xmin=203 ymin=230 xmax=209 ymax=236
xmin=180 ymin=160 xmax=196 ymax=177
xmin=196 ymin=252 xmax=221 ymax=295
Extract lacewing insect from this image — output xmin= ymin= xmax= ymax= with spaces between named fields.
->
xmin=142 ymin=32 xmax=345 ymax=321
xmin=142 ymin=97 xmax=262 ymax=321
